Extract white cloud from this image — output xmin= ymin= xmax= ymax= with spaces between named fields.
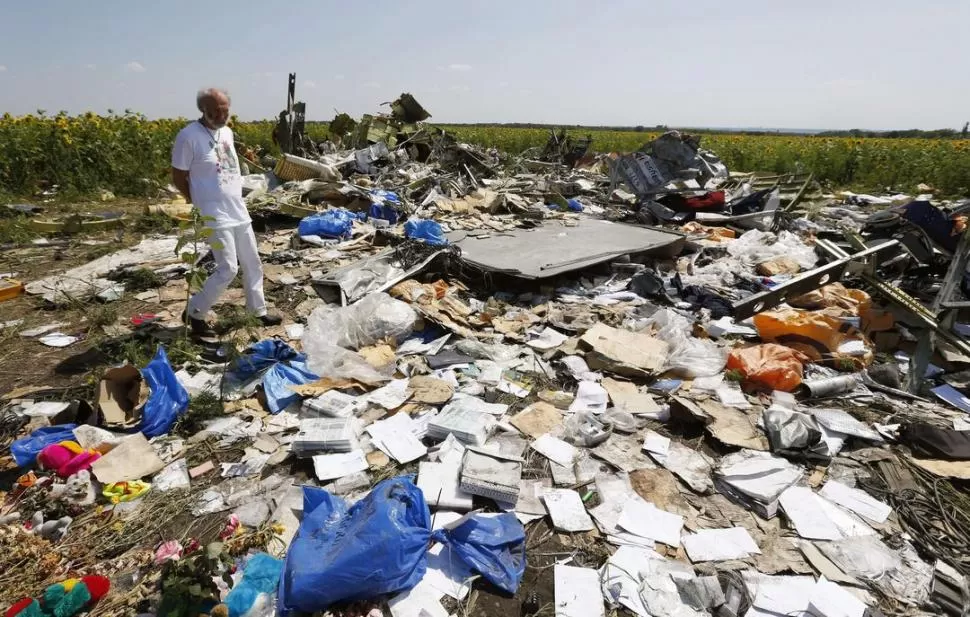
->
xmin=447 ymin=63 xmax=472 ymax=71
xmin=448 ymin=85 xmax=471 ymax=93
xmin=84 ymin=64 xmax=96 ymax=70
xmin=334 ymin=74 xmax=345 ymax=80
xmin=363 ymin=81 xmax=381 ymax=89
xmin=0 ymin=65 xmax=7 ymax=73
xmin=124 ymin=61 xmax=146 ymax=73
xmin=303 ymin=80 xmax=317 ymax=89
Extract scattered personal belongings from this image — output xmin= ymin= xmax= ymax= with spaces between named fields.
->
xmin=0 ymin=92 xmax=965 ymax=617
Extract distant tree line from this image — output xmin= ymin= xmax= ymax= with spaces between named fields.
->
xmin=441 ymin=122 xmax=970 ymax=139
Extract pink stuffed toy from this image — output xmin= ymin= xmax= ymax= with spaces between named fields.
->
xmin=37 ymin=442 xmax=101 ymax=478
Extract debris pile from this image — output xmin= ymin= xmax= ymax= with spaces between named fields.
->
xmin=4 ymin=93 xmax=970 ymax=617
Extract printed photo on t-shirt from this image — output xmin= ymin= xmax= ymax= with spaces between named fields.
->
xmin=215 ymin=140 xmax=240 ymax=187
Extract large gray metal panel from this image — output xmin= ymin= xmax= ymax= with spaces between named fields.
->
xmin=447 ymin=219 xmax=685 ymax=279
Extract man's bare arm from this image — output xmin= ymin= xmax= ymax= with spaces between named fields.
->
xmin=172 ymin=168 xmax=192 ymax=203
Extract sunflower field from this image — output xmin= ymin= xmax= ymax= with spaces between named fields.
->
xmin=1 ymin=111 xmax=968 ymax=199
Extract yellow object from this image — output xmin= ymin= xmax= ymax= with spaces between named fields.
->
xmin=103 ymin=480 xmax=151 ymax=504
xmin=61 ymin=578 xmax=80 ymax=592
xmin=0 ymin=278 xmax=24 ymax=303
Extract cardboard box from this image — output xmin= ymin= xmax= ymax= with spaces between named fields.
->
xmin=97 ymin=365 xmax=148 ymax=429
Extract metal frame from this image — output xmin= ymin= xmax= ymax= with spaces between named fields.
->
xmin=731 ymin=241 xmax=899 ymax=321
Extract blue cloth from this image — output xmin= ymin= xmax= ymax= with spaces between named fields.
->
xmin=139 ymin=346 xmax=189 ymax=438
xmin=11 ymin=424 xmax=77 ymax=467
xmin=404 ymin=218 xmax=448 ymax=245
xmin=227 ymin=339 xmax=318 ymax=414
xmin=226 ymin=553 xmax=284 ymax=617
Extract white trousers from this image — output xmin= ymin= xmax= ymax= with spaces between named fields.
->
xmin=187 ymin=223 xmax=267 ymax=318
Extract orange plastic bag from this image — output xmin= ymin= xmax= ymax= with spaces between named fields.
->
xmin=726 ymin=343 xmax=809 ymax=392
xmin=753 ymin=309 xmax=873 ymax=369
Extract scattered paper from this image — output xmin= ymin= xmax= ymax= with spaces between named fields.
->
xmin=819 ymin=480 xmax=891 ymax=524
xmin=617 ymin=498 xmax=683 ymax=546
xmin=154 ymin=459 xmax=191 ymax=492
xmin=602 ymin=378 xmax=661 ymax=416
xmin=312 ymin=450 xmax=368 ymax=481
xmin=367 ymin=413 xmax=427 ymax=463
xmin=423 ymin=543 xmax=475 ymax=601
xmin=284 ymin=323 xmax=305 ymax=340
xmin=683 ymin=527 xmax=761 ymax=562
xmin=642 ymin=430 xmax=670 ymax=459
xmin=388 ymin=579 xmax=449 ymax=617
xmin=569 ymin=381 xmax=608 ymax=413
xmin=542 ymin=488 xmax=595 ymax=532
xmin=418 ymin=461 xmax=473 ymax=510
xmin=366 ymin=378 xmax=412 ymax=409
xmin=748 ymin=575 xmax=816 ymax=617
xmin=555 ymin=564 xmax=605 ymax=617
xmin=531 ymin=434 xmax=577 ymax=467
xmin=600 ymin=546 xmax=663 ymax=617
xmin=38 ymin=332 xmax=79 ymax=347
xmin=779 ymin=486 xmax=844 ymax=540
xmin=526 ymin=326 xmax=568 ymax=350
xmin=807 ymin=577 xmax=867 ymax=617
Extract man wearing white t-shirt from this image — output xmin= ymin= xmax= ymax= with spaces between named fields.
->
xmin=171 ymin=88 xmax=281 ymax=336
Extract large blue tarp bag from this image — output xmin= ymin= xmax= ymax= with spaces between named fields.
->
xmin=431 ymin=512 xmax=526 ymax=594
xmin=139 ymin=347 xmax=189 ymax=438
xmin=404 ymin=218 xmax=448 ymax=246
xmin=227 ymin=339 xmax=318 ymax=414
xmin=11 ymin=424 xmax=78 ymax=467
xmin=279 ymin=477 xmax=432 ymax=614
xmin=297 ymin=209 xmax=360 ymax=239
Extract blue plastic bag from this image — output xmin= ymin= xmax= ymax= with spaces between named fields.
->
xmin=11 ymin=424 xmax=77 ymax=467
xmin=227 ymin=339 xmax=318 ymax=414
xmin=279 ymin=478 xmax=527 ymax=614
xmin=139 ymin=347 xmax=189 ymax=438
xmin=431 ymin=512 xmax=526 ymax=595
xmin=297 ymin=209 xmax=360 ymax=239
xmin=404 ymin=218 xmax=448 ymax=246
xmin=369 ymin=190 xmax=401 ymax=225
xmin=279 ymin=477 xmax=431 ymax=614
xmin=546 ymin=198 xmax=584 ymax=212
xmin=226 ymin=553 xmax=284 ymax=617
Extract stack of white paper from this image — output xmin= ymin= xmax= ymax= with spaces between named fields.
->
xmin=292 ymin=417 xmax=360 ymax=456
xmin=302 ymin=390 xmax=362 ymax=418
xmin=428 ymin=404 xmax=492 ymax=445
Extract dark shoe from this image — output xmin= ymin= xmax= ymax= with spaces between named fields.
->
xmin=182 ymin=309 xmax=215 ymax=337
xmin=258 ymin=313 xmax=282 ymax=326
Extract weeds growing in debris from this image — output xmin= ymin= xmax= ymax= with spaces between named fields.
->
xmin=0 ymin=215 xmax=36 ymax=244
xmin=133 ymin=210 xmax=178 ymax=234
xmin=215 ymin=305 xmax=262 ymax=337
xmin=87 ymin=303 xmax=119 ymax=329
xmin=111 ymin=267 xmax=164 ymax=292
xmin=724 ymin=369 xmax=745 ymax=382
xmin=175 ymin=390 xmax=224 ymax=437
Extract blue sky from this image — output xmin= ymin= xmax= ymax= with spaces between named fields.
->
xmin=0 ymin=0 xmax=966 ymax=130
